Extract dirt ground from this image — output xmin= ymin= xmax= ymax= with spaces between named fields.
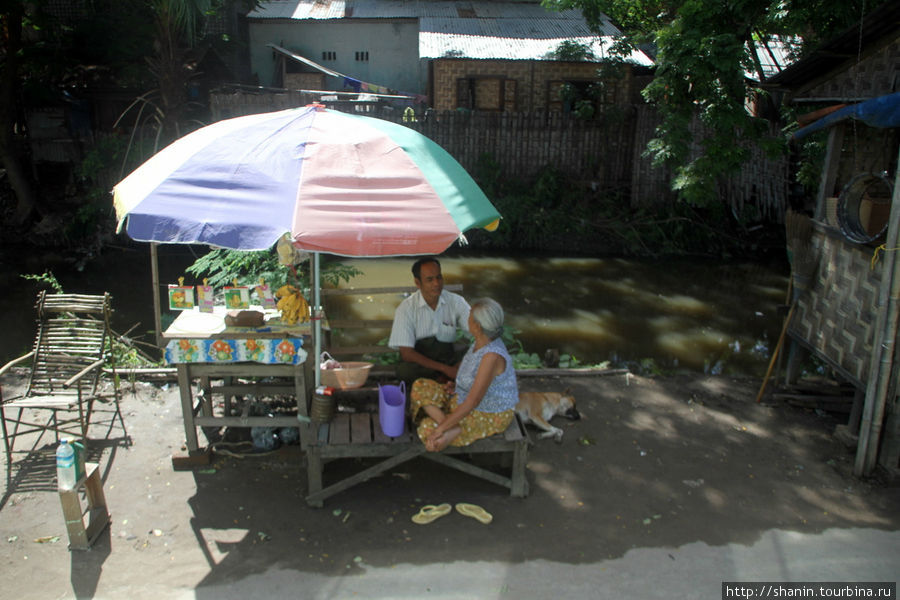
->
xmin=1 ymin=370 xmax=898 ymax=599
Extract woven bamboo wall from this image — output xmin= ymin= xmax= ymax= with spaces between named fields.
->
xmin=410 ymin=110 xmax=636 ymax=186
xmin=788 ymin=226 xmax=882 ymax=385
xmin=210 ymin=90 xmax=788 ymax=214
xmin=795 ymin=39 xmax=899 ymax=101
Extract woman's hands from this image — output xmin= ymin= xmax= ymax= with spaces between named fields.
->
xmin=424 ymin=429 xmax=445 ymax=452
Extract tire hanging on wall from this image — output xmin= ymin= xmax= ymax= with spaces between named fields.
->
xmin=836 ymin=172 xmax=894 ymax=244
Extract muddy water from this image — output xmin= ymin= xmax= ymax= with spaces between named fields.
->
xmin=0 ymin=246 xmax=789 ymax=377
xmin=325 ymin=254 xmax=789 ymax=377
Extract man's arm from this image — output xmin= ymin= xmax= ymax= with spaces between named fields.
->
xmin=397 ymin=346 xmax=458 ymax=379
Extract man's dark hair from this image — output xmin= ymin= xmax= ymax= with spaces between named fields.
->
xmin=412 ymin=257 xmax=441 ymax=280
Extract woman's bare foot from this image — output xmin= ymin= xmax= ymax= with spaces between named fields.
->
xmin=427 ymin=426 xmax=461 ymax=452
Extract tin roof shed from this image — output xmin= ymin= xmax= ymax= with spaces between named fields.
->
xmin=248 ymin=0 xmax=653 ymax=65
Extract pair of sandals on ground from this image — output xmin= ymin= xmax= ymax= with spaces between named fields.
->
xmin=412 ymin=502 xmax=492 ymax=525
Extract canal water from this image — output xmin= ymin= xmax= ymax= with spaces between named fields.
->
xmin=326 ymin=254 xmax=789 ymax=377
xmin=0 ymin=245 xmax=789 ymax=377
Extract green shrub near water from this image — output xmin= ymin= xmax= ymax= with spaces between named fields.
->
xmin=467 ymin=154 xmax=778 ymax=258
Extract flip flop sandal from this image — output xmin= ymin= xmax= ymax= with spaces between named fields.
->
xmin=455 ymin=503 xmax=493 ymax=524
xmin=411 ymin=503 xmax=452 ymax=525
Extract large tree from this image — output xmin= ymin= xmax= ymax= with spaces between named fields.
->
xmin=0 ymin=0 xmax=251 ymax=231
xmin=0 ymin=0 xmax=155 ymax=227
xmin=544 ymin=0 xmax=885 ymax=205
xmin=0 ymin=0 xmax=41 ymax=225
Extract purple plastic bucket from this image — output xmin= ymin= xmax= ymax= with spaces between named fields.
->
xmin=378 ymin=381 xmax=406 ymax=437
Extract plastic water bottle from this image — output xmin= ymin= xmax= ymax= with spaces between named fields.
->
xmin=56 ymin=439 xmax=76 ymax=490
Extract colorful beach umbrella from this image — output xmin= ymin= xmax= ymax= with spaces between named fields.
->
xmin=112 ymin=104 xmax=500 ymax=385
xmin=112 ymin=104 xmax=500 ymax=255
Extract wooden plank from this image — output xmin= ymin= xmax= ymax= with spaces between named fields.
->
xmin=445 ymin=436 xmax=511 ymax=453
xmin=316 ymin=440 xmax=423 ymax=458
xmin=511 ymin=438 xmax=530 ymax=497
xmin=315 ymin=422 xmax=330 ymax=444
xmin=350 ymin=412 xmax=372 ymax=444
xmin=181 ymin=363 xmax=303 ymax=379
xmin=503 ymin=415 xmax=526 ymax=442
xmin=328 ymin=414 xmax=351 ymax=444
xmin=6 ymin=395 xmax=79 ymax=408
xmin=305 ymin=446 xmax=423 ymax=505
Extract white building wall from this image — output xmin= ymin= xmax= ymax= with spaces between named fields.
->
xmin=249 ymin=20 xmax=422 ymax=93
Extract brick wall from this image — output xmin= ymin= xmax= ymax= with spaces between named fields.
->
xmin=431 ymin=58 xmax=633 ymax=112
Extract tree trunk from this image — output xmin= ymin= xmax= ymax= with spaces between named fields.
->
xmin=0 ymin=135 xmax=36 ymax=224
xmin=0 ymin=2 xmax=36 ymax=225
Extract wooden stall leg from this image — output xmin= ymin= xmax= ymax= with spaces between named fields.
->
xmin=177 ymin=365 xmax=200 ymax=453
xmin=306 ymin=447 xmax=323 ymax=508
xmin=511 ymin=439 xmax=529 ymax=497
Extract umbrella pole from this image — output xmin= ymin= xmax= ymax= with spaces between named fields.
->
xmin=313 ymin=252 xmax=322 ymax=388
xmin=151 ymin=242 xmax=163 ymax=349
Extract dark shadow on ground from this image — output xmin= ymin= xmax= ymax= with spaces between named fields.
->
xmin=184 ymin=374 xmax=899 ymax=596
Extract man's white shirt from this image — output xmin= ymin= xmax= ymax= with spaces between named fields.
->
xmin=388 ymin=290 xmax=470 ymax=349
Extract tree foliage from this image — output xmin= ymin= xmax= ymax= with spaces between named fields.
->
xmin=543 ymin=0 xmax=886 ymax=205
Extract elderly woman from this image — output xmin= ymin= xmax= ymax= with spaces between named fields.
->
xmin=409 ymin=298 xmax=518 ymax=452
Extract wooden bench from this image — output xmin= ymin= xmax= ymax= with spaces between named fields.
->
xmin=302 ymin=283 xmax=531 ymax=507
xmin=302 ymin=410 xmax=531 ymax=507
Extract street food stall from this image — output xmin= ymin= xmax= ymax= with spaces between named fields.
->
xmin=162 ymin=306 xmax=312 ymax=453
xmin=111 ymin=105 xmax=502 ymax=499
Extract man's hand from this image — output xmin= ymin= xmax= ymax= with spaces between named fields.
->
xmin=439 ymin=363 xmax=459 ymax=380
xmin=399 ymin=346 xmax=457 ymax=379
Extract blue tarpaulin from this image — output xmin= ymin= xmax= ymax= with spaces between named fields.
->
xmin=792 ymin=92 xmax=900 ymax=140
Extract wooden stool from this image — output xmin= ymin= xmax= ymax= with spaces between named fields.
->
xmin=58 ymin=462 xmax=110 ymax=550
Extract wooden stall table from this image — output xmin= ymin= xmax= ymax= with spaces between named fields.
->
xmin=163 ymin=307 xmax=312 ymax=454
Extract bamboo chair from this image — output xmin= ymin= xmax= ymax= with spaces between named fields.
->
xmin=0 ymin=292 xmax=121 ymax=468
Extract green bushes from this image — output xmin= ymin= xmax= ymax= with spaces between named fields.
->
xmin=468 ymin=156 xmax=774 ymax=258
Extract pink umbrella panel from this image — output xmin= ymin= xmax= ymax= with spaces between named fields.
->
xmin=113 ymin=105 xmax=500 ymax=256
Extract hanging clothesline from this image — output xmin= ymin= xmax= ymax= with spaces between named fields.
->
xmin=268 ymin=44 xmax=428 ymax=104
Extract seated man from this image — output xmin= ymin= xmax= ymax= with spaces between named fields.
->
xmin=388 ymin=257 xmax=470 ymax=385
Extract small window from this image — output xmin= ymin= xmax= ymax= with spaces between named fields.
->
xmin=322 ymin=51 xmax=336 ymax=61
xmin=355 ymin=51 xmax=369 ymax=62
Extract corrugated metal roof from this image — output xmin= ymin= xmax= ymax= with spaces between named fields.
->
xmin=249 ymin=1 xmax=601 ymax=21
xmin=745 ymin=37 xmax=800 ymax=81
xmin=420 ymin=15 xmax=618 ymax=38
xmin=249 ymin=1 xmax=653 ymax=65
xmin=420 ymin=16 xmax=652 ymax=64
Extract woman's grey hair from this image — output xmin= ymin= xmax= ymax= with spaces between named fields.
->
xmin=470 ymin=298 xmax=504 ymax=340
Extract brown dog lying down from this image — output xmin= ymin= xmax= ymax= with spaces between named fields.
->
xmin=515 ymin=390 xmax=580 ymax=442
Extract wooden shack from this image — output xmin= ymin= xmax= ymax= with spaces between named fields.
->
xmin=764 ymin=2 xmax=900 ymax=477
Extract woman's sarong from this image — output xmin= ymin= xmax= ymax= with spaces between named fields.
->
xmin=409 ymin=378 xmax=514 ymax=447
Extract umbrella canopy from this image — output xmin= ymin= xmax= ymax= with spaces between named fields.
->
xmin=113 ymin=105 xmax=500 ymax=255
